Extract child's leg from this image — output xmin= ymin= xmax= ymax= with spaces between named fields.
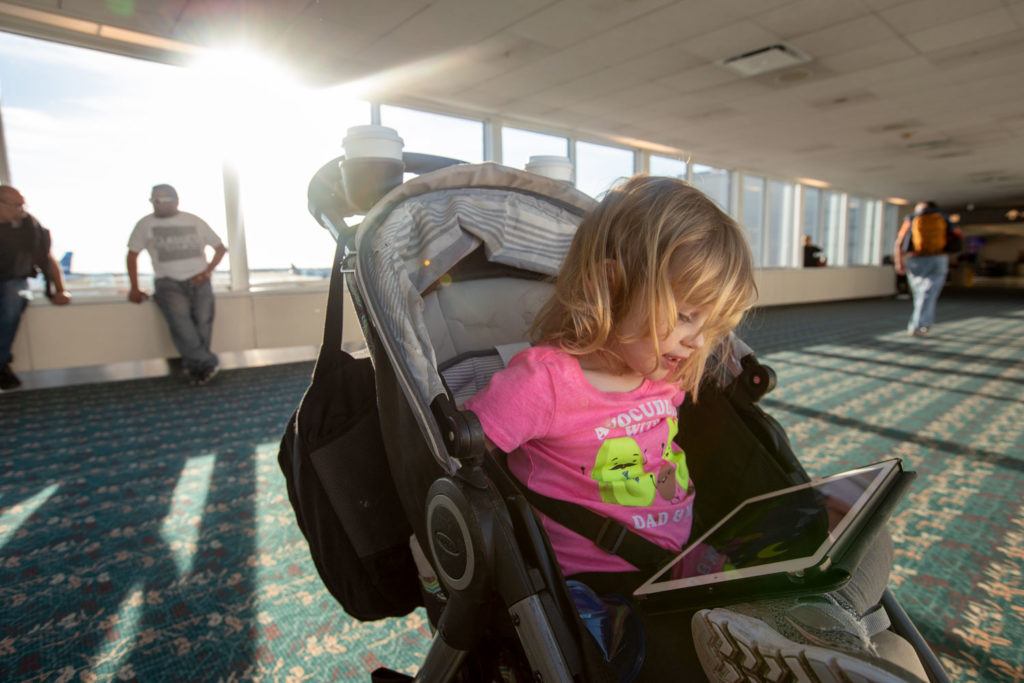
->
xmin=835 ymin=528 xmax=893 ymax=614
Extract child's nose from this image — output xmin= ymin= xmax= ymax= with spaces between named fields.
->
xmin=684 ymin=331 xmax=705 ymax=349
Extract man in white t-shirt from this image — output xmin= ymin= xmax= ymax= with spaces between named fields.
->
xmin=127 ymin=184 xmax=227 ymax=385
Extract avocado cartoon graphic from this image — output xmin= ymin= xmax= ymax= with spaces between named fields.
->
xmin=591 ymin=437 xmax=655 ymax=506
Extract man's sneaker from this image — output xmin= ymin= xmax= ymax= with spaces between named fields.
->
xmin=692 ymin=595 xmax=919 ymax=682
xmin=0 ymin=363 xmax=22 ymax=391
xmin=193 ymin=364 xmax=220 ymax=386
xmin=908 ymin=327 xmax=930 ymax=337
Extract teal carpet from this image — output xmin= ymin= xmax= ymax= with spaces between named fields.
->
xmin=1 ymin=293 xmax=1021 ymax=682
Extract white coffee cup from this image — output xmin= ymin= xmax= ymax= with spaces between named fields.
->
xmin=342 ymin=125 xmax=405 ymax=161
xmin=525 ymin=155 xmax=574 ymax=182
xmin=341 ymin=125 xmax=405 ymax=212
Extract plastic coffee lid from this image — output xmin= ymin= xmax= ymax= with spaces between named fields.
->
xmin=343 ymin=125 xmax=405 ymax=160
xmin=525 ymin=155 xmax=573 ymax=181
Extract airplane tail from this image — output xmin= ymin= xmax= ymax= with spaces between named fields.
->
xmin=60 ymin=252 xmax=72 ymax=275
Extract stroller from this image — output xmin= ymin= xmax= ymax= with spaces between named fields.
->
xmin=281 ymin=149 xmax=949 ymax=682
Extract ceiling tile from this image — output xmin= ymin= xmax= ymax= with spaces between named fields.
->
xmin=421 ymin=35 xmax=558 ymax=95
xmin=657 ymin=64 xmax=740 ymax=94
xmin=818 ymin=39 xmax=917 ymax=75
xmin=677 ymin=20 xmax=782 ymax=61
xmin=878 ymin=0 xmax=1005 ymax=33
xmin=789 ymin=14 xmax=899 ymax=58
xmin=904 ymin=7 xmax=1019 ymax=53
xmin=860 ymin=0 xmax=909 ymax=10
xmin=510 ymin=0 xmax=676 ymax=47
xmin=752 ymin=0 xmax=872 ymax=38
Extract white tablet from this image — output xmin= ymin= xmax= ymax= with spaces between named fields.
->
xmin=634 ymin=459 xmax=903 ymax=599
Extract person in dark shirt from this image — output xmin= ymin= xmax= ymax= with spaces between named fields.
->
xmin=0 ymin=186 xmax=71 ymax=390
xmin=802 ymin=235 xmax=826 ymax=267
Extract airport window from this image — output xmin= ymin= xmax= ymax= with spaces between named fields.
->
xmin=0 ymin=32 xmax=227 ymax=294
xmin=766 ymin=180 xmax=795 ymax=267
xmin=692 ymin=163 xmax=731 ymax=213
xmin=846 ymin=196 xmax=877 ymax=265
xmin=803 ymin=187 xmax=823 ymax=247
xmin=823 ymin=190 xmax=845 ymax=266
xmin=502 ymin=128 xmax=569 ymax=173
xmin=574 ymin=141 xmax=634 ymax=198
xmin=882 ymin=203 xmax=901 ymax=260
xmin=742 ymin=175 xmax=765 ymax=267
xmin=380 ymin=105 xmax=484 ymax=163
xmin=649 ymin=155 xmax=688 ymax=180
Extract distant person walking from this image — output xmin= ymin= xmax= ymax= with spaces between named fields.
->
xmin=127 ymin=184 xmax=226 ymax=385
xmin=0 ymin=186 xmax=71 ymax=390
xmin=894 ymin=201 xmax=949 ymax=337
xmin=802 ymin=235 xmax=826 ymax=267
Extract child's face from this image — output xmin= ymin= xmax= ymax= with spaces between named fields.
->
xmin=614 ymin=297 xmax=709 ymax=383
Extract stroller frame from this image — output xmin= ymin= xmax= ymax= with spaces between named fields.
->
xmin=294 ymin=154 xmax=950 ymax=683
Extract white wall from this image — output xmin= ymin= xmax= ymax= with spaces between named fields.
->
xmin=12 ymin=267 xmax=895 ymax=372
xmin=754 ymin=266 xmax=895 ymax=306
xmin=10 ymin=287 xmax=345 ymax=372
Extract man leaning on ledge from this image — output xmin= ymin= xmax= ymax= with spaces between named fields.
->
xmin=0 ymin=185 xmax=71 ymax=391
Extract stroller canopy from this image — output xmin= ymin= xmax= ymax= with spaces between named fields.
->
xmin=354 ymin=162 xmax=596 ymax=472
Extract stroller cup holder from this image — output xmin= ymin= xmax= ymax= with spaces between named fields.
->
xmin=307 ymin=151 xmax=466 ymax=245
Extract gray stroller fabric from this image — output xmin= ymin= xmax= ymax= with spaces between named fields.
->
xmin=353 ymin=162 xmax=595 ymax=471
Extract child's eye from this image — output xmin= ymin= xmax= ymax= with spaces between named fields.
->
xmin=677 ymin=313 xmax=692 ymax=324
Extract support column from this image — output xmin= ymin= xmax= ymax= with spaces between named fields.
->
xmin=221 ymin=161 xmax=249 ymax=291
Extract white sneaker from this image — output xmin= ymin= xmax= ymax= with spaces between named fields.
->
xmin=692 ymin=596 xmax=920 ymax=682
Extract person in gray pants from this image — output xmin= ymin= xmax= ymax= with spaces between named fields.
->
xmin=126 ymin=184 xmax=226 ymax=385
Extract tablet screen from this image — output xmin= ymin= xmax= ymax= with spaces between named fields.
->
xmin=634 ymin=460 xmax=899 ymax=596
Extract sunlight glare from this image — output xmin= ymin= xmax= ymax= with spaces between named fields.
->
xmin=187 ymin=47 xmax=303 ymax=157
xmin=160 ymin=453 xmax=216 ymax=575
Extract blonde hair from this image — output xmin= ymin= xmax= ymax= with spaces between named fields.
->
xmin=532 ymin=175 xmax=757 ymax=398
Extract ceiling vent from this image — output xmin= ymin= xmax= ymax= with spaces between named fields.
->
xmin=716 ymin=43 xmax=811 ymax=78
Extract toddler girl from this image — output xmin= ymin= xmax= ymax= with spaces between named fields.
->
xmin=466 ymin=175 xmax=925 ymax=682
xmin=466 ymin=174 xmax=754 ymax=578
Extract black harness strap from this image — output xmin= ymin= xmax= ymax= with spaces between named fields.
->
xmin=484 ymin=451 xmax=677 ymax=573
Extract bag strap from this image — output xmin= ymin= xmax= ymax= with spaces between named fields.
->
xmin=485 ymin=451 xmax=676 ymax=573
xmin=321 ymin=239 xmax=348 ymax=353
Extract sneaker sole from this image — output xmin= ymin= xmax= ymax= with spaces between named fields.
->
xmin=692 ymin=609 xmax=909 ymax=683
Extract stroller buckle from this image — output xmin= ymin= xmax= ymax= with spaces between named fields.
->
xmin=594 ymin=518 xmax=628 ymax=555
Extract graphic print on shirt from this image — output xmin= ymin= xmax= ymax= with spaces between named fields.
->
xmin=151 ymin=225 xmax=205 ymax=263
xmin=590 ymin=413 xmax=689 ymax=507
xmin=590 ymin=438 xmax=654 ymax=506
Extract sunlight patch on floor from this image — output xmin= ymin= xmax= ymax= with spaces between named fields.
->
xmin=161 ymin=453 xmax=216 ymax=576
xmin=0 ymin=482 xmax=59 ymax=550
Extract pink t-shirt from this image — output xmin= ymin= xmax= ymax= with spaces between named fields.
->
xmin=465 ymin=346 xmax=694 ymax=576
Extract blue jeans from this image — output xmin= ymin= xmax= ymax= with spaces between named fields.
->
xmin=0 ymin=278 xmax=30 ymax=365
xmin=905 ymin=255 xmax=948 ymax=332
xmin=153 ymin=277 xmax=217 ymax=374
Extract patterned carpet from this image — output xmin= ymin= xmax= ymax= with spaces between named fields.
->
xmin=1 ymin=293 xmax=1021 ymax=682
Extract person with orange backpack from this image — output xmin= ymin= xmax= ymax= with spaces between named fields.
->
xmin=894 ymin=201 xmax=954 ymax=337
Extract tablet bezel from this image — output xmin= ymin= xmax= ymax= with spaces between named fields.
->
xmin=633 ymin=459 xmax=902 ymax=597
